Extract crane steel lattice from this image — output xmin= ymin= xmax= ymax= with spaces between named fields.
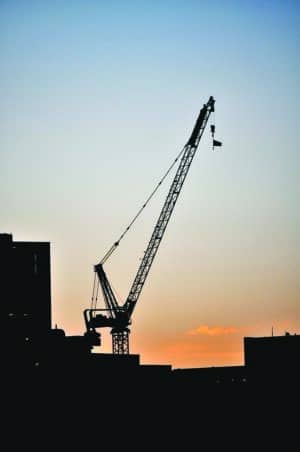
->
xmin=84 ymin=96 xmax=217 ymax=354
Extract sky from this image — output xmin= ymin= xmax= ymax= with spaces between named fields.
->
xmin=1 ymin=0 xmax=299 ymax=368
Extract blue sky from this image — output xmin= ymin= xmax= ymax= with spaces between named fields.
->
xmin=1 ymin=1 xmax=299 ymax=366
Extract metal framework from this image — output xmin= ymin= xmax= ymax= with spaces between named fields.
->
xmin=112 ymin=329 xmax=130 ymax=354
xmin=84 ymin=96 xmax=216 ymax=354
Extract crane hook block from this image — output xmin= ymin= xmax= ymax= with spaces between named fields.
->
xmin=213 ymin=139 xmax=222 ymax=150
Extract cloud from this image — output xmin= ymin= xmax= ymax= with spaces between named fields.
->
xmin=187 ymin=325 xmax=239 ymax=337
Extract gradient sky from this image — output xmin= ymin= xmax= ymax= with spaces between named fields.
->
xmin=1 ymin=1 xmax=299 ymax=368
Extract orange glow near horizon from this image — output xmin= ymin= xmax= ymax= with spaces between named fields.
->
xmin=132 ymin=320 xmax=299 ymax=368
xmin=58 ymin=313 xmax=299 ymax=369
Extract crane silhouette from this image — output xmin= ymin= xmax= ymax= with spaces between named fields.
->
xmin=84 ymin=96 xmax=217 ymax=354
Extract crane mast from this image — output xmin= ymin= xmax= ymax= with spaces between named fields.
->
xmin=84 ymin=96 xmax=216 ymax=354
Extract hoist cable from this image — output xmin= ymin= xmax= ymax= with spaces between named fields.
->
xmin=91 ymin=272 xmax=97 ymax=309
xmin=99 ymin=144 xmax=187 ymax=265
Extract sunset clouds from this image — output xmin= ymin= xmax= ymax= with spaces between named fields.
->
xmin=187 ymin=325 xmax=239 ymax=336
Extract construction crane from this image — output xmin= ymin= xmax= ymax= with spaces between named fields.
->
xmin=84 ymin=96 xmax=219 ymax=354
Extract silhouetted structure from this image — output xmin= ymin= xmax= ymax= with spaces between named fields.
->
xmin=244 ymin=333 xmax=300 ymax=386
xmin=2 ymin=232 xmax=51 ymax=332
xmin=2 ymin=232 xmax=298 ymax=448
xmin=2 ymin=233 xmax=172 ymax=391
xmin=2 ymin=233 xmax=52 ymax=371
xmin=173 ymin=365 xmax=247 ymax=385
xmin=84 ymin=96 xmax=217 ymax=354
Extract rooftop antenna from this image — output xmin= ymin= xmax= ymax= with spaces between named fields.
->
xmin=271 ymin=326 xmax=274 ymax=336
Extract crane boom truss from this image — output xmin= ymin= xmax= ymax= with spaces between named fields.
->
xmin=84 ymin=96 xmax=216 ymax=353
xmin=124 ymin=96 xmax=215 ymax=317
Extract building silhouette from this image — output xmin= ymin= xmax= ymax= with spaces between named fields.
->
xmin=2 ymin=232 xmax=51 ymax=331
xmin=2 ymin=233 xmax=51 ymax=370
xmin=2 ymin=233 xmax=298 ymax=448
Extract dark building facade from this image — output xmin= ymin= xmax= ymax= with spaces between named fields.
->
xmin=2 ymin=233 xmax=52 ymax=335
xmin=244 ymin=333 xmax=300 ymax=368
xmin=244 ymin=333 xmax=300 ymax=386
xmin=2 ymin=233 xmax=52 ymax=371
